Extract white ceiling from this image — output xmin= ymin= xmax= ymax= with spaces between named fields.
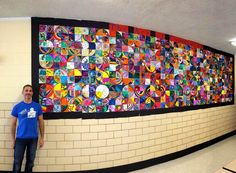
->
xmin=1 ymin=0 xmax=236 ymax=54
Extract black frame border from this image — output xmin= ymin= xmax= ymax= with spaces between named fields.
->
xmin=32 ymin=17 xmax=235 ymax=120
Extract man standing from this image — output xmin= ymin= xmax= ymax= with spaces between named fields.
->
xmin=11 ymin=84 xmax=45 ymax=173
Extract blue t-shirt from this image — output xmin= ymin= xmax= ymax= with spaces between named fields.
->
xmin=11 ymin=101 xmax=43 ymax=139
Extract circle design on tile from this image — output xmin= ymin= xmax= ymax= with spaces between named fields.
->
xmin=96 ymin=85 xmax=109 ymax=99
xmin=39 ymin=54 xmax=53 ymax=68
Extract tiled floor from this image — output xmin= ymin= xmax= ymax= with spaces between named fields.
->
xmin=130 ymin=135 xmax=236 ymax=173
xmin=223 ymin=159 xmax=236 ymax=172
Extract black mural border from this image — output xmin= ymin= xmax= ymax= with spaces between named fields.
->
xmin=32 ymin=17 xmax=235 ymax=120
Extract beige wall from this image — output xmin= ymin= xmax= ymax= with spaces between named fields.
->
xmin=0 ymin=18 xmax=31 ymax=103
xmin=0 ymin=19 xmax=236 ymax=172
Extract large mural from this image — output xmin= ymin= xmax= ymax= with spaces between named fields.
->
xmin=32 ymin=17 xmax=234 ymax=119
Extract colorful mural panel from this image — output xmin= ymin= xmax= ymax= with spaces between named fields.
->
xmin=32 ymin=18 xmax=234 ymax=118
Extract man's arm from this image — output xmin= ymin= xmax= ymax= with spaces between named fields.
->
xmin=11 ymin=117 xmax=17 ymax=148
xmin=38 ymin=115 xmax=45 ymax=148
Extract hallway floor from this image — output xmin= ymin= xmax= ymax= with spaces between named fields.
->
xmin=130 ymin=135 xmax=236 ymax=173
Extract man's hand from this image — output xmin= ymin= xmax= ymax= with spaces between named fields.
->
xmin=39 ymin=138 xmax=44 ymax=148
xmin=12 ymin=139 xmax=15 ymax=149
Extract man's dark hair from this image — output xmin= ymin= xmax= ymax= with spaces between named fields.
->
xmin=22 ymin=84 xmax=33 ymax=91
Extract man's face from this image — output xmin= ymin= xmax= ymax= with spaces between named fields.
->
xmin=22 ymin=86 xmax=33 ymax=99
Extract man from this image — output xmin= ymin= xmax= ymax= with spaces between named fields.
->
xmin=11 ymin=84 xmax=45 ymax=173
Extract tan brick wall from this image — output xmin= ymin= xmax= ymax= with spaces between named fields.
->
xmin=0 ymin=102 xmax=236 ymax=172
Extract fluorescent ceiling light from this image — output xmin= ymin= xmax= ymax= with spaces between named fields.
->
xmin=229 ymin=38 xmax=236 ymax=46
xmin=231 ymin=41 xmax=236 ymax=46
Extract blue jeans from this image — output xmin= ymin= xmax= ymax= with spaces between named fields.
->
xmin=13 ymin=138 xmax=38 ymax=173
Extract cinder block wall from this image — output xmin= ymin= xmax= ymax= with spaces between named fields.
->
xmin=0 ymin=19 xmax=235 ymax=172
xmin=1 ymin=103 xmax=236 ymax=172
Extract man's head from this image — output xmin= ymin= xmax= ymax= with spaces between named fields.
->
xmin=22 ymin=84 xmax=33 ymax=101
